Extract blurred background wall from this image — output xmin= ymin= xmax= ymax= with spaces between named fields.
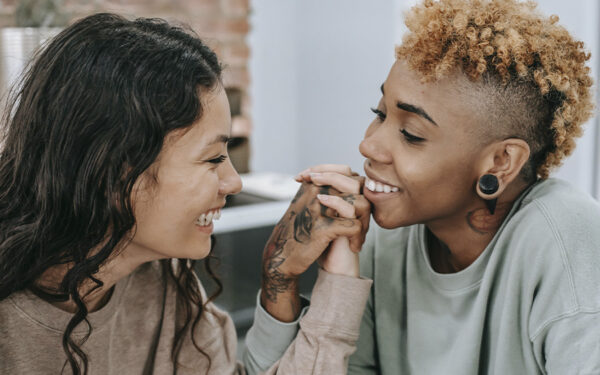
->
xmin=0 ymin=0 xmax=598 ymax=198
xmin=249 ymin=0 xmax=600 ymax=198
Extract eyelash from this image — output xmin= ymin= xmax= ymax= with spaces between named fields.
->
xmin=400 ymin=129 xmax=425 ymax=143
xmin=370 ymin=107 xmax=386 ymax=122
xmin=370 ymin=107 xmax=425 ymax=144
xmin=207 ymin=155 xmax=227 ymax=164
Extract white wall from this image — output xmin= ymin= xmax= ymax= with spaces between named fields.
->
xmin=247 ymin=1 xmax=300 ymax=175
xmin=249 ymin=0 xmax=396 ymax=175
xmin=533 ymin=0 xmax=599 ymax=198
xmin=249 ymin=0 xmax=599 ymax=198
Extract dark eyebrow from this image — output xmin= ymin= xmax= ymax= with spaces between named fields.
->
xmin=396 ymin=102 xmax=438 ymax=126
xmin=209 ymin=134 xmax=231 ymax=145
xmin=381 ymin=83 xmax=437 ymax=126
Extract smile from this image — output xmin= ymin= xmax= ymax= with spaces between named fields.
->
xmin=195 ymin=208 xmax=221 ymax=227
xmin=365 ymin=176 xmax=400 ymax=193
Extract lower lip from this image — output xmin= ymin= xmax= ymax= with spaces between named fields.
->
xmin=195 ymin=222 xmax=214 ymax=234
xmin=364 ymin=186 xmax=401 ymax=202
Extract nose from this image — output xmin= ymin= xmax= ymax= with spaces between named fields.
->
xmin=219 ymin=159 xmax=242 ymax=196
xmin=359 ymin=125 xmax=393 ymax=164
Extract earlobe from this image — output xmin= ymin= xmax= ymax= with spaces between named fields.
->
xmin=474 ymin=138 xmax=530 ymax=215
xmin=476 ymin=174 xmax=499 ymax=214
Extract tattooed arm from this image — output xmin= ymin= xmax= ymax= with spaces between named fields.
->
xmin=261 ymin=171 xmax=370 ymax=322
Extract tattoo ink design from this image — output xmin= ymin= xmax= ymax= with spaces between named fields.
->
xmin=262 ymin=215 xmax=296 ymax=303
xmin=317 ymin=186 xmax=335 ymax=221
xmin=466 ymin=211 xmax=489 ymax=235
xmin=342 ymin=195 xmax=356 ymax=204
xmin=293 ymin=208 xmax=313 ymax=243
xmin=466 ymin=202 xmax=512 ymax=235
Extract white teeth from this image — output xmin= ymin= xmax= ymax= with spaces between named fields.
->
xmin=196 ymin=209 xmax=221 ymax=227
xmin=366 ymin=179 xmax=376 ymax=191
xmin=365 ymin=177 xmax=399 ymax=194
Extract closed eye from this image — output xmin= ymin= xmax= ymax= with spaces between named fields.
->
xmin=207 ymin=155 xmax=227 ymax=164
xmin=400 ymin=129 xmax=425 ymax=143
xmin=370 ymin=107 xmax=386 ymax=122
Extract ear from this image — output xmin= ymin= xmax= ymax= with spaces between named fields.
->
xmin=475 ymin=138 xmax=530 ymax=199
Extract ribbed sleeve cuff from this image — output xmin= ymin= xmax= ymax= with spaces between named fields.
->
xmin=244 ymin=291 xmax=309 ymax=364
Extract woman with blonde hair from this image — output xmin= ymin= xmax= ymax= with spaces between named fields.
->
xmin=249 ymin=0 xmax=600 ymax=373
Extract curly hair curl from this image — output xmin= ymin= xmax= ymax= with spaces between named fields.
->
xmin=397 ymin=0 xmax=594 ymax=180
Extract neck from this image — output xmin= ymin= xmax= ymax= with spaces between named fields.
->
xmin=36 ymin=243 xmax=158 ymax=313
xmin=426 ymin=179 xmax=531 ymax=273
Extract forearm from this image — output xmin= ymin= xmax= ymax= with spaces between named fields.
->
xmin=260 ymin=271 xmax=301 ymax=322
xmin=261 ymin=270 xmax=373 ymax=375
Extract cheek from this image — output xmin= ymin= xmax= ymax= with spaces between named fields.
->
xmin=373 ymin=147 xmax=475 ymax=227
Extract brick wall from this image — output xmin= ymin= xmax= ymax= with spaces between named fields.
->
xmin=0 ymin=0 xmax=252 ymax=170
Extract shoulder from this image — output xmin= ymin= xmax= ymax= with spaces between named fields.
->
xmin=518 ymin=178 xmax=600 ymax=230
xmin=505 ymin=178 xmax=600 ymax=311
xmin=508 ymin=178 xmax=600 ymax=256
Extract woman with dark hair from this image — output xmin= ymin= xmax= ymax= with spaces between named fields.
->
xmin=0 ymin=13 xmax=372 ymax=374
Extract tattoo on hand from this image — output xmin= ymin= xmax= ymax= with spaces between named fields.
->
xmin=293 ymin=208 xmax=313 ymax=243
xmin=262 ymin=183 xmax=336 ymax=304
xmin=262 ymin=215 xmax=296 ymax=303
xmin=342 ymin=195 xmax=356 ymax=204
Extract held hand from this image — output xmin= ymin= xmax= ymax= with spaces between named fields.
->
xmin=315 ymin=195 xmax=359 ymax=277
xmin=260 ymin=181 xmax=363 ymax=321
xmin=295 ymin=164 xmax=371 ymax=249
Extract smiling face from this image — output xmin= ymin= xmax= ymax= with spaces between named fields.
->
xmin=359 ymin=60 xmax=491 ymax=230
xmin=128 ymin=86 xmax=242 ymax=260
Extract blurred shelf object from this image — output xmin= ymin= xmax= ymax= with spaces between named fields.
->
xmin=0 ymin=27 xmax=61 ymax=99
xmin=214 ymin=172 xmax=299 ymax=234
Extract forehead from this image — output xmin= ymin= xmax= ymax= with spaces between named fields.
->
xmin=166 ymin=87 xmax=231 ymax=149
xmin=384 ymin=60 xmax=480 ymax=129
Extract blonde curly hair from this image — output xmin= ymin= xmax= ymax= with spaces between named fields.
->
xmin=397 ymin=0 xmax=594 ymax=179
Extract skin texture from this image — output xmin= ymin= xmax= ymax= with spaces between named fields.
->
xmin=359 ymin=60 xmax=531 ymax=272
xmin=260 ymin=176 xmax=371 ymax=322
xmin=39 ymin=86 xmax=242 ymax=312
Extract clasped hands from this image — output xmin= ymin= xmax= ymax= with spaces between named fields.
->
xmin=260 ymin=165 xmax=371 ymax=322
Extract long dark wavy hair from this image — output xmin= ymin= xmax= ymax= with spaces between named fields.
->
xmin=0 ymin=13 xmax=223 ymax=374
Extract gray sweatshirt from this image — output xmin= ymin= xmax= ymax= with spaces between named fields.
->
xmin=249 ymin=178 xmax=600 ymax=374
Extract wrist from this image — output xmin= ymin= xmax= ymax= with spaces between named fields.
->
xmin=260 ymin=278 xmax=301 ymax=322
xmin=322 ymin=263 xmax=359 ymax=278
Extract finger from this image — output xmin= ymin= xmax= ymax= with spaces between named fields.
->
xmin=352 ymin=195 xmax=371 ymax=216
xmin=316 ymin=216 xmax=362 ymax=242
xmin=295 ymin=164 xmax=354 ymax=180
xmin=310 ymin=172 xmax=361 ymax=194
xmin=326 ymin=218 xmax=365 ymax=253
xmin=329 ymin=195 xmax=370 ymax=253
xmin=317 ymin=194 xmax=356 ymax=218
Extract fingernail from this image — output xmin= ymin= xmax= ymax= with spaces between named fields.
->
xmin=317 ymin=194 xmax=329 ymax=201
xmin=310 ymin=172 xmax=321 ymax=179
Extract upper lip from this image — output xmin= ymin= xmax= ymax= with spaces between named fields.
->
xmin=207 ymin=203 xmax=226 ymax=212
xmin=364 ymin=167 xmax=399 ymax=188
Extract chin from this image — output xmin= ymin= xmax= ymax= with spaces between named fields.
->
xmin=177 ymin=239 xmax=212 ymax=260
xmin=372 ymin=207 xmax=416 ymax=229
